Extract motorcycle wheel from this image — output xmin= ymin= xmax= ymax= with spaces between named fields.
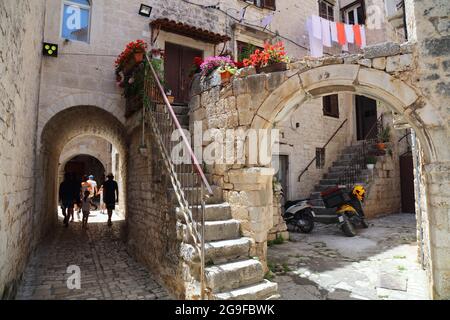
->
xmin=341 ymin=215 xmax=357 ymax=237
xmin=361 ymin=218 xmax=369 ymax=229
xmin=295 ymin=208 xmax=315 ymax=233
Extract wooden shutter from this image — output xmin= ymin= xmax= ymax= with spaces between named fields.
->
xmin=263 ymin=0 xmax=276 ymax=10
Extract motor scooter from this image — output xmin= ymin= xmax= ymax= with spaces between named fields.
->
xmin=282 ymin=194 xmax=315 ymax=233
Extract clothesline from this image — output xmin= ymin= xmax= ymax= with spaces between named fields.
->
xmin=307 ymin=15 xmax=367 ymax=57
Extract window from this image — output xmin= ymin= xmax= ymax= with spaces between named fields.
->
xmin=236 ymin=41 xmax=263 ymax=62
xmin=342 ymin=0 xmax=366 ymax=25
xmin=316 ymin=148 xmax=325 ymax=169
xmin=242 ymin=0 xmax=276 ymax=10
xmin=319 ymin=0 xmax=334 ymax=21
xmin=61 ymin=0 xmax=91 ymax=43
xmin=323 ymin=94 xmax=339 ymax=118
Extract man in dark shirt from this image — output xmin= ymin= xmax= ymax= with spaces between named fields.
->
xmin=103 ymin=173 xmax=119 ymax=226
xmin=59 ymin=172 xmax=79 ymax=227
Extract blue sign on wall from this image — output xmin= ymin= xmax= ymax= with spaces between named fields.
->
xmin=61 ymin=2 xmax=90 ymax=43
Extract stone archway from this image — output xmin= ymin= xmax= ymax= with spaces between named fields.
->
xmin=190 ymin=48 xmax=450 ymax=298
xmin=34 ymin=105 xmax=127 ymax=240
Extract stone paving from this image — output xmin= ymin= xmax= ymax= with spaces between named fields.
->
xmin=16 ymin=211 xmax=171 ymax=300
xmin=268 ymin=213 xmax=429 ymax=300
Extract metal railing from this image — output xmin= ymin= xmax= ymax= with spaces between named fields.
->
xmin=298 ymin=118 xmax=348 ymax=182
xmin=143 ymin=54 xmax=213 ymax=299
xmin=338 ymin=114 xmax=385 ymax=187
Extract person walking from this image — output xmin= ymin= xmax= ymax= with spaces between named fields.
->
xmin=59 ymin=172 xmax=78 ymax=227
xmin=81 ymin=190 xmax=93 ymax=229
xmin=97 ymin=185 xmax=105 ymax=214
xmin=103 ymin=173 xmax=119 ymax=226
xmin=87 ymin=175 xmax=98 ymax=210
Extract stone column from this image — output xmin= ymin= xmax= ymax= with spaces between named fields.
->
xmin=405 ymin=0 xmax=450 ymax=299
xmin=226 ymin=167 xmax=275 ymax=271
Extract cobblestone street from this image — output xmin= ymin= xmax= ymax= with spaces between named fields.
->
xmin=16 ymin=211 xmax=171 ymax=300
xmin=268 ymin=213 xmax=429 ymax=300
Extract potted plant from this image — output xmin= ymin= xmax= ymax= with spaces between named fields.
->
xmin=376 ymin=126 xmax=391 ymax=151
xmin=115 ymin=39 xmax=148 ymax=75
xmin=165 ymin=89 xmax=175 ymax=104
xmin=200 ymin=55 xmax=236 ymax=79
xmin=217 ymin=65 xmax=238 ymax=83
xmin=366 ymin=156 xmax=377 ymax=170
xmin=243 ymin=41 xmax=290 ymax=73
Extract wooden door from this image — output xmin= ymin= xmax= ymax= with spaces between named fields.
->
xmin=356 ymin=95 xmax=378 ymax=140
xmin=400 ymin=152 xmax=416 ymax=213
xmin=274 ymin=155 xmax=289 ymax=203
xmin=164 ymin=43 xmax=203 ymax=104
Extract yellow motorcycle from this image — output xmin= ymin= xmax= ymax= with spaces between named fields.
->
xmin=319 ymin=185 xmax=369 ymax=237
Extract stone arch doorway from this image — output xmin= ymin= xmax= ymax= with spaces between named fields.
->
xmin=35 ymin=105 xmax=127 ymax=235
xmin=247 ymin=65 xmax=447 ymax=299
xmin=63 ymin=154 xmax=107 ymax=187
xmin=192 ymin=57 xmax=449 ymax=298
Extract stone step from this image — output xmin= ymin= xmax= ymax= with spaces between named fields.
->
xmin=176 ymin=173 xmax=212 ymax=186
xmin=169 ymin=185 xmax=223 ymax=205
xmin=204 ymin=219 xmax=240 ymax=242
xmin=320 ymin=178 xmax=339 ymax=185
xmin=205 ymin=237 xmax=252 ymax=264
xmin=213 ymin=280 xmax=279 ymax=300
xmin=328 ymin=166 xmax=348 ymax=173
xmin=314 ymin=184 xmax=338 ymax=192
xmin=175 ymin=202 xmax=232 ymax=222
xmin=333 ymin=159 xmax=352 ymax=167
xmin=205 ymin=259 xmax=264 ymax=293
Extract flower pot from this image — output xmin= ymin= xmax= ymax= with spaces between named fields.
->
xmin=376 ymin=142 xmax=386 ymax=150
xmin=167 ymin=95 xmax=175 ymax=104
xmin=366 ymin=164 xmax=375 ymax=170
xmin=134 ymin=51 xmax=145 ymax=63
xmin=220 ymin=71 xmax=233 ymax=83
xmin=256 ymin=62 xmax=288 ymax=74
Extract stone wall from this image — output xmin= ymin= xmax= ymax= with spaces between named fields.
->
xmin=0 ymin=0 xmax=45 ymax=298
xmin=125 ymin=125 xmax=185 ymax=298
xmin=404 ymin=0 xmax=450 ymax=299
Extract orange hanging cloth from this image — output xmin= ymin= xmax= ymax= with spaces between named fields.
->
xmin=336 ymin=22 xmax=347 ymax=45
xmin=353 ymin=24 xmax=362 ymax=47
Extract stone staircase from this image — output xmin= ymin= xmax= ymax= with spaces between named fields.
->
xmin=171 ymin=104 xmax=279 ymax=300
xmin=313 ymin=142 xmax=372 ymax=194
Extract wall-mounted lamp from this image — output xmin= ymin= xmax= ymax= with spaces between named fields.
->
xmin=43 ymin=42 xmax=58 ymax=57
xmin=138 ymin=4 xmax=152 ymax=17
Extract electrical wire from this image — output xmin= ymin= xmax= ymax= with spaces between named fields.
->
xmin=179 ymin=0 xmax=312 ymax=52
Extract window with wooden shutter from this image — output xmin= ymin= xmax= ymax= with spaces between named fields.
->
xmin=263 ymin=0 xmax=276 ymax=10
xmin=323 ymin=94 xmax=339 ymax=118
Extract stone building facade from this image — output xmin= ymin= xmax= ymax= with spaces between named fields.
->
xmin=0 ymin=0 xmax=449 ymax=300
xmin=0 ymin=0 xmax=45 ymax=299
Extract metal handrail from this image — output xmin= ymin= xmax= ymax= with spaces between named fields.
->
xmin=298 ymin=118 xmax=348 ymax=181
xmin=145 ymin=55 xmax=213 ymax=196
xmin=143 ymin=54 xmax=211 ymax=299
xmin=363 ymin=114 xmax=383 ymax=141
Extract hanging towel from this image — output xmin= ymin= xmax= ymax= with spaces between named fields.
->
xmin=330 ymin=21 xmax=338 ymax=43
xmin=321 ymin=18 xmax=332 ymax=47
xmin=360 ymin=25 xmax=367 ymax=48
xmin=336 ymin=22 xmax=346 ymax=45
xmin=307 ymin=17 xmax=323 ymax=57
xmin=311 ymin=15 xmax=322 ymax=40
xmin=345 ymin=24 xmax=354 ymax=43
xmin=353 ymin=24 xmax=362 ymax=47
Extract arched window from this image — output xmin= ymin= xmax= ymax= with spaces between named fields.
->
xmin=61 ymin=0 xmax=91 ymax=43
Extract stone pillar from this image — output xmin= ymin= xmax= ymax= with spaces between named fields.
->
xmin=226 ymin=168 xmax=275 ymax=271
xmin=404 ymin=0 xmax=450 ymax=299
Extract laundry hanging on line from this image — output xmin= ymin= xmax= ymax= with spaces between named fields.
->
xmin=307 ymin=15 xmax=367 ymax=57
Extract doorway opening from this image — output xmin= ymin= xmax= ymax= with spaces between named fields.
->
xmin=356 ymin=95 xmax=378 ymax=141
